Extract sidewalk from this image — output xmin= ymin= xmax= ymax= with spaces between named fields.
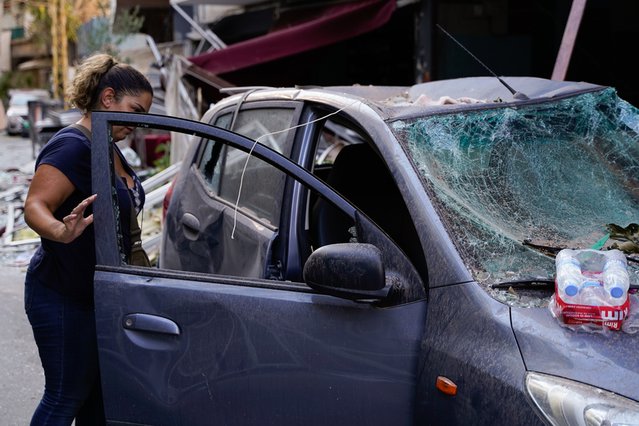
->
xmin=0 ymin=132 xmax=42 ymax=425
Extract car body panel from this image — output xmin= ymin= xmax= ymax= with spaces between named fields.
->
xmin=94 ymin=269 xmax=426 ymax=425
xmin=511 ymin=306 xmax=639 ymax=401
xmin=415 ymin=282 xmax=544 ymax=425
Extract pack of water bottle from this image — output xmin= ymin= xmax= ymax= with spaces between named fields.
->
xmin=550 ymin=248 xmax=631 ymax=331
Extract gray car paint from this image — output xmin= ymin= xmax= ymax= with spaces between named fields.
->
xmin=94 ymin=269 xmax=427 ymax=425
xmin=511 ymin=305 xmax=639 ymax=401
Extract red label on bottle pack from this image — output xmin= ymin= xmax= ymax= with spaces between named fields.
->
xmin=554 ymin=291 xmax=631 ymax=330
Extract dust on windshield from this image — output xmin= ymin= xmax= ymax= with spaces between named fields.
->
xmin=392 ymin=88 xmax=639 ymax=302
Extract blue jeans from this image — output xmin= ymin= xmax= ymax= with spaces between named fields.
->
xmin=24 ymin=274 xmax=105 ymax=426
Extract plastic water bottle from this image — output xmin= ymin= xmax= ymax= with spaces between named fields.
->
xmin=580 ymin=284 xmax=608 ymax=307
xmin=555 ymin=250 xmax=582 ymax=299
xmin=603 ymin=250 xmax=629 ymax=300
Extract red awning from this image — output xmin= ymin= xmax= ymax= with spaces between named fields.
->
xmin=189 ymin=0 xmax=396 ymax=75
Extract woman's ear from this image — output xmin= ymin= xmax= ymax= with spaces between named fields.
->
xmin=99 ymin=87 xmax=116 ymax=109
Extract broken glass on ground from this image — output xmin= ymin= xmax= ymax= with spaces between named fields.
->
xmin=0 ymin=161 xmax=177 ymax=268
xmin=0 ymin=170 xmax=39 ymax=267
xmin=392 ymin=88 xmax=639 ymax=309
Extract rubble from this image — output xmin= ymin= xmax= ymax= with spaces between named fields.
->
xmin=0 ymin=166 xmax=37 ymax=267
xmin=0 ymin=154 xmax=177 ymax=268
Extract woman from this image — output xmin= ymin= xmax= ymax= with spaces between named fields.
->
xmin=23 ymin=53 xmax=153 ymax=425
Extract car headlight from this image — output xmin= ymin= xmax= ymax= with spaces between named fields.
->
xmin=526 ymin=372 xmax=639 ymax=426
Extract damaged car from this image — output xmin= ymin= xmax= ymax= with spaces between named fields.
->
xmin=90 ymin=76 xmax=639 ymax=425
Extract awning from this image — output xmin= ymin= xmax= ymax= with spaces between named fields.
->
xmin=189 ymin=0 xmax=396 ymax=75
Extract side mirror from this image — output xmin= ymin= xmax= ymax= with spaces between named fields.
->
xmin=303 ymin=243 xmax=391 ymax=301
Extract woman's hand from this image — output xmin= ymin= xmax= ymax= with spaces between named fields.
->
xmin=59 ymin=194 xmax=97 ymax=243
xmin=24 ymin=164 xmax=96 ymax=244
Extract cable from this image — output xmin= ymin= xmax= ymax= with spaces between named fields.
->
xmin=231 ymin=100 xmax=360 ymax=239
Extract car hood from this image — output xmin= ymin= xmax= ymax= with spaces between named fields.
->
xmin=511 ymin=301 xmax=639 ymax=402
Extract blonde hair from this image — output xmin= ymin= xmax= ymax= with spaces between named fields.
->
xmin=68 ymin=53 xmax=153 ymax=113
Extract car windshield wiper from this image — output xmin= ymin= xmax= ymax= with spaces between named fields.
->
xmin=491 ymin=278 xmax=555 ymax=291
xmin=522 ymin=240 xmax=564 ymax=257
xmin=491 ymin=279 xmax=639 ymax=291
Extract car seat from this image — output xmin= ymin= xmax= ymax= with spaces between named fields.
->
xmin=310 ymin=142 xmax=428 ymax=298
xmin=310 ymin=143 xmax=417 ymax=251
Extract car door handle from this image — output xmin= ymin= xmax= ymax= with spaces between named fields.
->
xmin=123 ymin=313 xmax=180 ymax=336
xmin=181 ymin=212 xmax=201 ymax=240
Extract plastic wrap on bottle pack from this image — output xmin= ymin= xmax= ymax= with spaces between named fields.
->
xmin=620 ymin=292 xmax=639 ymax=334
xmin=549 ymin=249 xmax=633 ymax=332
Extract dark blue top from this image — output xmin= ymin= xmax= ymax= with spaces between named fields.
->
xmin=26 ymin=126 xmax=145 ymax=305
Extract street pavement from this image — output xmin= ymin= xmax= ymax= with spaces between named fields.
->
xmin=0 ymin=132 xmax=43 ymax=425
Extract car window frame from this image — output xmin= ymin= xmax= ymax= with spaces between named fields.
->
xmin=279 ymin=105 xmax=376 ymax=281
xmin=210 ymin=103 xmax=300 ymax=154
xmin=286 ymin=103 xmax=428 ymax=282
xmin=91 ymin=111 xmax=425 ymax=304
xmin=91 ymin=111 xmax=357 ymax=269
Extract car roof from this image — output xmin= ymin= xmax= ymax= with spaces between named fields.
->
xmin=217 ymin=76 xmax=606 ymax=122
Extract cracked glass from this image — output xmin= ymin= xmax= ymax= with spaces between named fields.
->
xmin=392 ymin=88 xmax=639 ymax=300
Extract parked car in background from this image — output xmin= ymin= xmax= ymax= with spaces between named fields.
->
xmin=90 ymin=76 xmax=639 ymax=425
xmin=29 ymin=104 xmax=82 ymax=158
xmin=5 ymin=89 xmax=50 ymax=136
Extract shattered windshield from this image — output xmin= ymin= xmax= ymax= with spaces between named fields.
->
xmin=392 ymin=88 xmax=639 ymax=300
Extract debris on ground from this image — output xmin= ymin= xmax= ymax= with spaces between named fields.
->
xmin=0 ymin=160 xmax=178 ymax=268
xmin=0 ymin=167 xmax=37 ymax=267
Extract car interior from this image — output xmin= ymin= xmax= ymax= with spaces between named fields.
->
xmin=308 ymin=119 xmax=428 ymax=284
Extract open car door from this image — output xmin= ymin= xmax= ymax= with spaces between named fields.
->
xmin=91 ymin=112 xmax=427 ymax=426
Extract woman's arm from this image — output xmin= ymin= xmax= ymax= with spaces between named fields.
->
xmin=24 ymin=164 xmax=96 ymax=244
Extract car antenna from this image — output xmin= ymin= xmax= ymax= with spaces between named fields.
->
xmin=436 ymin=24 xmax=529 ymax=100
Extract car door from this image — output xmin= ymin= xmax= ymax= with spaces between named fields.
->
xmin=91 ymin=111 xmax=427 ymax=426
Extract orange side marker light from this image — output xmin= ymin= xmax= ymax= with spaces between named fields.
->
xmin=436 ymin=376 xmax=458 ymax=396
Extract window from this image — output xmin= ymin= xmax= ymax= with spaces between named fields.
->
xmin=197 ymin=107 xmax=296 ymax=225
